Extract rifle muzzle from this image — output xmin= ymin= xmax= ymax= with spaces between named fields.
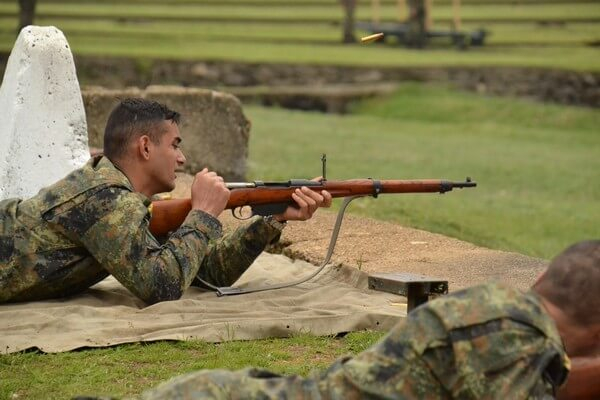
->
xmin=441 ymin=177 xmax=477 ymax=193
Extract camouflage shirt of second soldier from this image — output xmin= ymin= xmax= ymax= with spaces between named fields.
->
xmin=0 ymin=156 xmax=282 ymax=304
xmin=140 ymin=283 xmax=570 ymax=400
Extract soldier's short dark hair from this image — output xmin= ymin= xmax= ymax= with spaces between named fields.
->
xmin=534 ymin=240 xmax=600 ymax=326
xmin=103 ymin=98 xmax=181 ymax=161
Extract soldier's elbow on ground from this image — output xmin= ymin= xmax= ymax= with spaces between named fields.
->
xmin=142 ymin=284 xmax=185 ymax=305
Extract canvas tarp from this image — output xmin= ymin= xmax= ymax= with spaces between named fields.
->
xmin=0 ymin=253 xmax=406 ymax=354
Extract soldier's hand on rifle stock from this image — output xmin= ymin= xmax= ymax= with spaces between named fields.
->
xmin=273 ymin=177 xmax=332 ymax=222
xmin=191 ymin=168 xmax=230 ymax=218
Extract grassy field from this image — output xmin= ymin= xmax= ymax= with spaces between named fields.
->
xmin=1 ymin=2 xmax=599 ymax=21
xmin=0 ymin=30 xmax=598 ymax=71
xmin=0 ymin=331 xmax=385 ymax=399
xmin=1 ymin=18 xmax=598 ymax=46
xmin=0 ymin=1 xmax=590 ymax=256
xmin=0 ymin=1 xmax=598 ymax=399
xmin=1 ymin=83 xmax=598 ymax=399
xmin=9 ymin=0 xmax=600 ymax=3
xmin=245 ymin=83 xmax=599 ymax=259
xmin=0 ymin=0 xmax=598 ymax=71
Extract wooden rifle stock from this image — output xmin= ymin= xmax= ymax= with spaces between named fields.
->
xmin=148 ymin=178 xmax=475 ymax=236
xmin=558 ymin=356 xmax=600 ymax=399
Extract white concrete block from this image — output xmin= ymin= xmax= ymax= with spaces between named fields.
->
xmin=0 ymin=26 xmax=89 ymax=200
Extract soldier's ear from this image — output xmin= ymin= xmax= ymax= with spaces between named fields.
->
xmin=137 ymin=135 xmax=151 ymax=160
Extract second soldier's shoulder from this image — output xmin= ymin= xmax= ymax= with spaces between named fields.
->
xmin=430 ymin=281 xmax=524 ymax=310
xmin=421 ymin=282 xmax=533 ymax=331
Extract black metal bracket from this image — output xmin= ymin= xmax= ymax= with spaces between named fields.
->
xmin=368 ymin=272 xmax=448 ymax=313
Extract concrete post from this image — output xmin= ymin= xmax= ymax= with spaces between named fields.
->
xmin=0 ymin=26 xmax=89 ymax=200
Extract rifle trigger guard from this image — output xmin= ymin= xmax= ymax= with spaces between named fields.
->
xmin=369 ymin=178 xmax=382 ymax=198
xmin=231 ymin=207 xmax=252 ymax=220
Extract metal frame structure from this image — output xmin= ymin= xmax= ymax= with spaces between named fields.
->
xmin=359 ymin=0 xmax=486 ymax=49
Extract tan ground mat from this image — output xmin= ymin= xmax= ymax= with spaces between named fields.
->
xmin=0 ymin=253 xmax=406 ymax=354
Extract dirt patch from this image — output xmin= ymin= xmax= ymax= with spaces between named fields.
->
xmin=272 ymin=212 xmax=547 ymax=292
xmin=170 ymin=174 xmax=547 ymax=293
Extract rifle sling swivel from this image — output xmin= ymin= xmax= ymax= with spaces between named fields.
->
xmin=196 ymin=195 xmax=368 ymax=297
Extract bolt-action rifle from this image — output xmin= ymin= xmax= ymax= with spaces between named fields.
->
xmin=149 ymin=177 xmax=476 ymax=236
xmin=148 ymin=155 xmax=476 ymax=296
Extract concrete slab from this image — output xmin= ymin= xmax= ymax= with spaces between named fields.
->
xmin=82 ymin=85 xmax=250 ymax=181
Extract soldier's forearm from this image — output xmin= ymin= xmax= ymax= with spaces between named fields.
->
xmin=95 ymin=210 xmax=221 ymax=305
xmin=196 ymin=216 xmax=281 ymax=287
xmin=558 ymin=356 xmax=600 ymax=399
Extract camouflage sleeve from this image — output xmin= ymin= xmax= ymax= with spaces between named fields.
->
xmin=140 ymin=368 xmax=316 ymax=400
xmin=138 ymin=346 xmax=447 ymax=399
xmin=353 ymin=304 xmax=560 ymax=399
xmin=419 ymin=317 xmax=561 ymax=399
xmin=196 ymin=215 xmax=282 ymax=287
xmin=138 ymin=319 xmax=448 ymax=400
xmin=311 ymin=317 xmax=450 ymax=399
xmin=64 ymin=187 xmax=222 ymax=304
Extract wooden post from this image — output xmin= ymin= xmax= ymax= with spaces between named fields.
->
xmin=340 ymin=0 xmax=357 ymax=43
xmin=398 ymin=0 xmax=406 ymax=21
xmin=425 ymin=0 xmax=433 ymax=31
xmin=17 ymin=0 xmax=37 ymax=35
xmin=406 ymin=0 xmax=427 ymax=47
xmin=452 ymin=0 xmax=461 ymax=31
xmin=372 ymin=0 xmax=381 ymax=24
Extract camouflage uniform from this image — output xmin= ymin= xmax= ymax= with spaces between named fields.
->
xmin=141 ymin=283 xmax=569 ymax=399
xmin=0 ymin=156 xmax=282 ymax=304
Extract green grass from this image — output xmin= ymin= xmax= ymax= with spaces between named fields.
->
xmin=1 ymin=2 xmax=599 ymax=22
xmin=8 ymin=0 xmax=597 ymax=4
xmin=0 ymin=1 xmax=598 ymax=71
xmin=2 ymin=29 xmax=599 ymax=71
xmin=244 ymin=83 xmax=599 ymax=259
xmin=0 ymin=331 xmax=385 ymax=399
xmin=2 ymin=86 xmax=595 ymax=398
xmin=0 ymin=92 xmax=595 ymax=400
xmin=0 ymin=1 xmax=597 ymax=398
xmin=1 ymin=18 xmax=597 ymax=46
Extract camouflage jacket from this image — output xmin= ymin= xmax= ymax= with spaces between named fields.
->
xmin=141 ymin=283 xmax=569 ymax=400
xmin=0 ymin=156 xmax=282 ymax=304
